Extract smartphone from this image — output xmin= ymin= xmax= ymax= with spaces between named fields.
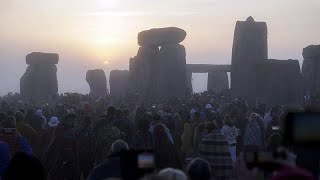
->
xmin=138 ymin=152 xmax=155 ymax=169
xmin=284 ymin=112 xmax=320 ymax=146
xmin=3 ymin=128 xmax=16 ymax=134
xmin=244 ymin=152 xmax=282 ymax=171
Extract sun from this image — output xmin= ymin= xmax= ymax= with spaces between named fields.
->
xmin=103 ymin=60 xmax=110 ymax=65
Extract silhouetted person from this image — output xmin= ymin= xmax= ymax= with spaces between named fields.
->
xmin=88 ymin=140 xmax=129 ymax=180
xmin=113 ymin=108 xmax=135 ymax=144
xmin=199 ymin=122 xmax=234 ymax=180
xmin=153 ymin=123 xmax=183 ymax=170
xmin=43 ymin=114 xmax=79 ymax=180
xmin=187 ymin=158 xmax=212 ymax=180
xmin=133 ymin=118 xmax=153 ymax=151
xmin=0 ymin=116 xmax=33 ymax=156
xmin=4 ymin=152 xmax=45 ymax=180
xmin=78 ymin=116 xmax=95 ymax=179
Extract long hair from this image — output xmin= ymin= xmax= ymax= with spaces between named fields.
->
xmin=153 ymin=123 xmax=181 ymax=169
xmin=153 ymin=124 xmax=171 ymax=150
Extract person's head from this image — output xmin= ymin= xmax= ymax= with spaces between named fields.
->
xmin=48 ymin=116 xmax=60 ymax=128
xmin=267 ymin=133 xmax=283 ymax=152
xmin=157 ymin=110 xmax=164 ymax=120
xmin=194 ymin=112 xmax=200 ymax=119
xmin=6 ymin=111 xmax=14 ymax=117
xmin=173 ymin=113 xmax=181 ymax=121
xmin=205 ymin=122 xmax=218 ymax=132
xmin=153 ymin=123 xmax=172 ymax=153
xmin=63 ymin=114 xmax=76 ymax=128
xmin=83 ymin=116 xmax=91 ymax=127
xmin=19 ymin=109 xmax=25 ymax=115
xmin=230 ymin=108 xmax=239 ymax=119
xmin=152 ymin=113 xmax=160 ymax=122
xmin=35 ymin=109 xmax=43 ymax=117
xmin=123 ymin=108 xmax=130 ymax=118
xmin=258 ymin=103 xmax=267 ymax=114
xmin=107 ymin=106 xmax=116 ymax=117
xmin=249 ymin=113 xmax=259 ymax=123
xmin=224 ymin=116 xmax=233 ymax=127
xmin=158 ymin=168 xmax=187 ymax=180
xmin=187 ymin=158 xmax=212 ymax=180
xmin=205 ymin=104 xmax=213 ymax=110
xmin=0 ymin=112 xmax=7 ymax=123
xmin=270 ymin=106 xmax=280 ymax=118
xmin=2 ymin=116 xmax=16 ymax=128
xmin=153 ymin=123 xmax=167 ymax=138
xmin=197 ymin=122 xmax=206 ymax=132
xmin=14 ymin=111 xmax=24 ymax=123
xmin=4 ymin=152 xmax=45 ymax=180
xmin=25 ymin=109 xmax=34 ymax=117
xmin=138 ymin=118 xmax=150 ymax=132
xmin=115 ymin=109 xmax=123 ymax=119
xmin=0 ymin=102 xmax=8 ymax=110
xmin=111 ymin=139 xmax=129 ymax=153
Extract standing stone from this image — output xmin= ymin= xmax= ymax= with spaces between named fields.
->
xmin=207 ymin=72 xmax=229 ymax=94
xmin=109 ymin=70 xmax=129 ymax=99
xmin=129 ymin=27 xmax=187 ymax=102
xmin=155 ymin=44 xmax=186 ymax=99
xmin=20 ymin=52 xmax=59 ymax=101
xmin=256 ymin=59 xmax=303 ymax=105
xmin=186 ymin=71 xmax=193 ymax=96
xmin=86 ymin=69 xmax=107 ymax=98
xmin=231 ymin=16 xmax=268 ymax=104
xmin=302 ymin=45 xmax=320 ymax=97
xmin=129 ymin=46 xmax=159 ymax=101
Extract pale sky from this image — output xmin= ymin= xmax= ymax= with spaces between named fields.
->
xmin=0 ymin=0 xmax=319 ymax=95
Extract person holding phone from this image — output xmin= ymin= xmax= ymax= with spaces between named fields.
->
xmin=0 ymin=116 xmax=33 ymax=156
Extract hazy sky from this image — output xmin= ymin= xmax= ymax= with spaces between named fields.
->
xmin=0 ymin=0 xmax=319 ymax=95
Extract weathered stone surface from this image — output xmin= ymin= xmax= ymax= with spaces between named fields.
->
xmin=302 ymin=45 xmax=320 ymax=58
xmin=86 ymin=69 xmax=107 ymax=98
xmin=129 ymin=46 xmax=159 ymax=101
xmin=207 ymin=72 xmax=229 ymax=94
xmin=185 ymin=64 xmax=231 ymax=94
xmin=302 ymin=45 xmax=320 ymax=97
xmin=138 ymin=27 xmax=186 ymax=47
xmin=256 ymin=59 xmax=303 ymax=105
xmin=186 ymin=71 xmax=193 ymax=96
xmin=109 ymin=70 xmax=129 ymax=99
xmin=20 ymin=64 xmax=58 ymax=101
xmin=26 ymin=52 xmax=59 ymax=65
xmin=129 ymin=41 xmax=187 ymax=101
xmin=155 ymin=44 xmax=186 ymax=99
xmin=231 ymin=16 xmax=268 ymax=104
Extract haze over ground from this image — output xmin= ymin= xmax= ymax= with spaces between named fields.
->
xmin=0 ymin=0 xmax=319 ymax=95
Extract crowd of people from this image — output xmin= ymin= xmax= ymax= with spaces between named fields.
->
xmin=0 ymin=91 xmax=317 ymax=180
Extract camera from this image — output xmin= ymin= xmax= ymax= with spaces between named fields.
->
xmin=244 ymin=149 xmax=288 ymax=171
xmin=3 ymin=128 xmax=16 ymax=134
xmin=283 ymin=112 xmax=320 ymax=147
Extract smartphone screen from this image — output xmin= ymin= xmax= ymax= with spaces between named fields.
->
xmin=138 ymin=153 xmax=154 ymax=169
xmin=293 ymin=113 xmax=320 ymax=142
